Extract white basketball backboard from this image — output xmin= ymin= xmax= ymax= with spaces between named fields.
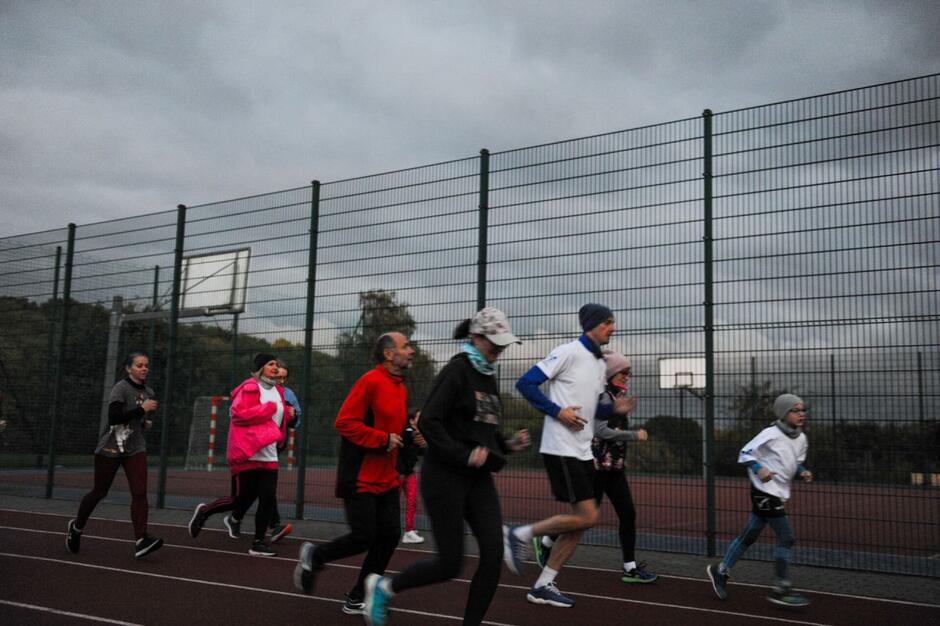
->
xmin=180 ymin=248 xmax=250 ymax=314
xmin=659 ymin=357 xmax=706 ymax=390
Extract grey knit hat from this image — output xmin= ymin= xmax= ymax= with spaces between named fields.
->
xmin=773 ymin=393 xmax=804 ymax=420
xmin=602 ymin=349 xmax=632 ymax=380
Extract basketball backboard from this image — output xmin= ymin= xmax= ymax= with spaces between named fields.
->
xmin=180 ymin=248 xmax=250 ymax=315
xmin=659 ymin=357 xmax=706 ymax=390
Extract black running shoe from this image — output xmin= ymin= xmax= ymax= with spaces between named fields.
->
xmin=66 ymin=519 xmax=82 ymax=554
xmin=249 ymin=540 xmax=277 ymax=556
xmin=134 ymin=535 xmax=164 ymax=558
xmin=707 ymin=563 xmax=729 ymax=600
xmin=223 ymin=514 xmax=241 ymax=538
xmin=342 ymin=593 xmax=365 ymax=615
xmin=189 ymin=503 xmax=207 ymax=539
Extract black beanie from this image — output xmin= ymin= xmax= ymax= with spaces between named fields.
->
xmin=254 ymin=353 xmax=277 ymax=372
xmin=579 ymin=303 xmax=614 ymax=332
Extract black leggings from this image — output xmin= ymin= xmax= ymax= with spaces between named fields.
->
xmin=391 ymin=460 xmax=503 ymax=626
xmin=201 ymin=468 xmax=278 ymax=541
xmin=594 ymin=469 xmax=637 ymax=563
xmin=315 ymin=488 xmax=401 ymax=599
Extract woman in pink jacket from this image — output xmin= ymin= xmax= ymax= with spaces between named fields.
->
xmin=188 ymin=353 xmax=291 ymax=556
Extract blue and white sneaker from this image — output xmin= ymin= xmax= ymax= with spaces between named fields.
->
xmin=526 ymin=581 xmax=574 ymax=607
xmin=502 ymin=525 xmax=527 ymax=575
xmin=364 ymin=573 xmax=391 ymax=626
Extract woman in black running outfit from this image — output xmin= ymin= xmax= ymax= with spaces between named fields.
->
xmin=362 ymin=307 xmax=530 ymax=626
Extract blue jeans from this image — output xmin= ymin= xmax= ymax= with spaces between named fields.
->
xmin=721 ymin=512 xmax=795 ymax=582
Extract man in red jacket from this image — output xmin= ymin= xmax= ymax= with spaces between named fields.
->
xmin=293 ymin=331 xmax=415 ymax=616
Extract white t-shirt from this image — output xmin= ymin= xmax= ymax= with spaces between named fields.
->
xmin=535 ymin=338 xmax=607 ymax=460
xmin=249 ymin=383 xmax=284 ymax=463
xmin=738 ymin=424 xmax=808 ymax=501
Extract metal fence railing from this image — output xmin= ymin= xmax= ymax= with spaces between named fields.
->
xmin=1 ymin=74 xmax=937 ymax=576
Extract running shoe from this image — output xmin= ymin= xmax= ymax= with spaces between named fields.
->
xmin=134 ymin=535 xmax=164 ymax=558
xmin=293 ymin=542 xmax=322 ymax=594
xmin=622 ymin=562 xmax=657 ymax=583
xmin=401 ymin=530 xmax=424 ymax=544
xmin=768 ymin=583 xmax=810 ymax=607
xmin=269 ymin=522 xmax=293 ymax=543
xmin=223 ymin=514 xmax=241 ymax=538
xmin=502 ymin=525 xmax=527 ymax=576
xmin=66 ymin=519 xmax=82 ymax=554
xmin=249 ymin=540 xmax=277 ymax=556
xmin=342 ymin=593 xmax=366 ymax=615
xmin=188 ymin=503 xmax=207 ymax=539
xmin=526 ymin=581 xmax=574 ymax=607
xmin=532 ymin=537 xmax=551 ymax=569
xmin=707 ymin=563 xmax=729 ymax=600
xmin=364 ymin=574 xmax=392 ymax=626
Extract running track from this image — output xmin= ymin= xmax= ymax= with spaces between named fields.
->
xmin=2 ymin=509 xmax=938 ymax=625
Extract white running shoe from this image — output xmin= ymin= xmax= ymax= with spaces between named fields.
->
xmin=401 ymin=530 xmax=425 ymax=544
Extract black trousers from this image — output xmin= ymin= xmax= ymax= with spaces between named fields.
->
xmin=594 ymin=469 xmax=637 ymax=563
xmin=201 ymin=468 xmax=278 ymax=541
xmin=391 ymin=460 xmax=503 ymax=626
xmin=316 ymin=488 xmax=401 ymax=599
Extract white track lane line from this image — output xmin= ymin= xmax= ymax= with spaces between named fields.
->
xmin=0 ymin=599 xmax=145 ymax=625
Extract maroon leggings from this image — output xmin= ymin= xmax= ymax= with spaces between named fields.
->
xmin=76 ymin=452 xmax=149 ymax=539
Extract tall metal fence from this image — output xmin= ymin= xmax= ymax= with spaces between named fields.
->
xmin=1 ymin=74 xmax=937 ymax=576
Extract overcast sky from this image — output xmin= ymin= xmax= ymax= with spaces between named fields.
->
xmin=1 ymin=0 xmax=938 ymax=238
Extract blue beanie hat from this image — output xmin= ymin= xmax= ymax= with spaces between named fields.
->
xmin=579 ymin=303 xmax=614 ymax=332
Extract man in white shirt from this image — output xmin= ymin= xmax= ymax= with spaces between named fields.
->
xmin=506 ymin=303 xmax=631 ymax=608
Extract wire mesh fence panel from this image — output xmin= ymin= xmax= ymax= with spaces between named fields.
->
xmin=0 ymin=228 xmax=72 ymax=487
xmin=486 ymin=119 xmax=710 ymax=554
xmin=0 ymin=74 xmax=936 ymax=575
xmin=710 ymin=74 xmax=940 ymax=575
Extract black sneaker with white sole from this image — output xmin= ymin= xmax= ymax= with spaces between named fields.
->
xmin=66 ymin=519 xmax=82 ymax=554
xmin=342 ymin=594 xmax=365 ymax=615
xmin=249 ymin=540 xmax=277 ymax=556
xmin=223 ymin=514 xmax=241 ymax=538
xmin=707 ymin=564 xmax=730 ymax=600
xmin=134 ymin=535 xmax=164 ymax=558
xmin=189 ymin=503 xmax=208 ymax=539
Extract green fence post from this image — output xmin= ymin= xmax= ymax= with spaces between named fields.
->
xmin=157 ymin=205 xmax=187 ymax=508
xmin=702 ymin=109 xmax=717 ymax=557
xmin=477 ymin=149 xmax=490 ymax=310
xmin=41 ymin=246 xmax=62 ymax=468
xmin=296 ymin=180 xmax=321 ymax=519
xmin=230 ymin=312 xmax=239 ymax=392
xmin=147 ymin=265 xmax=159 ymax=362
xmin=46 ymin=225 xmax=75 ymax=498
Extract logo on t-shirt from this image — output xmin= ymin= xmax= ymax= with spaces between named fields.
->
xmin=474 ymin=391 xmax=501 ymax=425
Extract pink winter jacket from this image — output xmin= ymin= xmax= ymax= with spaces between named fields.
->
xmin=226 ymin=377 xmax=288 ymax=467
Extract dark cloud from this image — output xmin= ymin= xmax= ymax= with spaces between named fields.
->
xmin=1 ymin=0 xmax=938 ymax=236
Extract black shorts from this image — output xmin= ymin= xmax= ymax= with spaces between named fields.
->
xmin=750 ymin=485 xmax=787 ymax=519
xmin=542 ymin=454 xmax=596 ymax=504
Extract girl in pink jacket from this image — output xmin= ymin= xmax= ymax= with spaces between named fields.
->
xmin=188 ymin=353 xmax=291 ymax=556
